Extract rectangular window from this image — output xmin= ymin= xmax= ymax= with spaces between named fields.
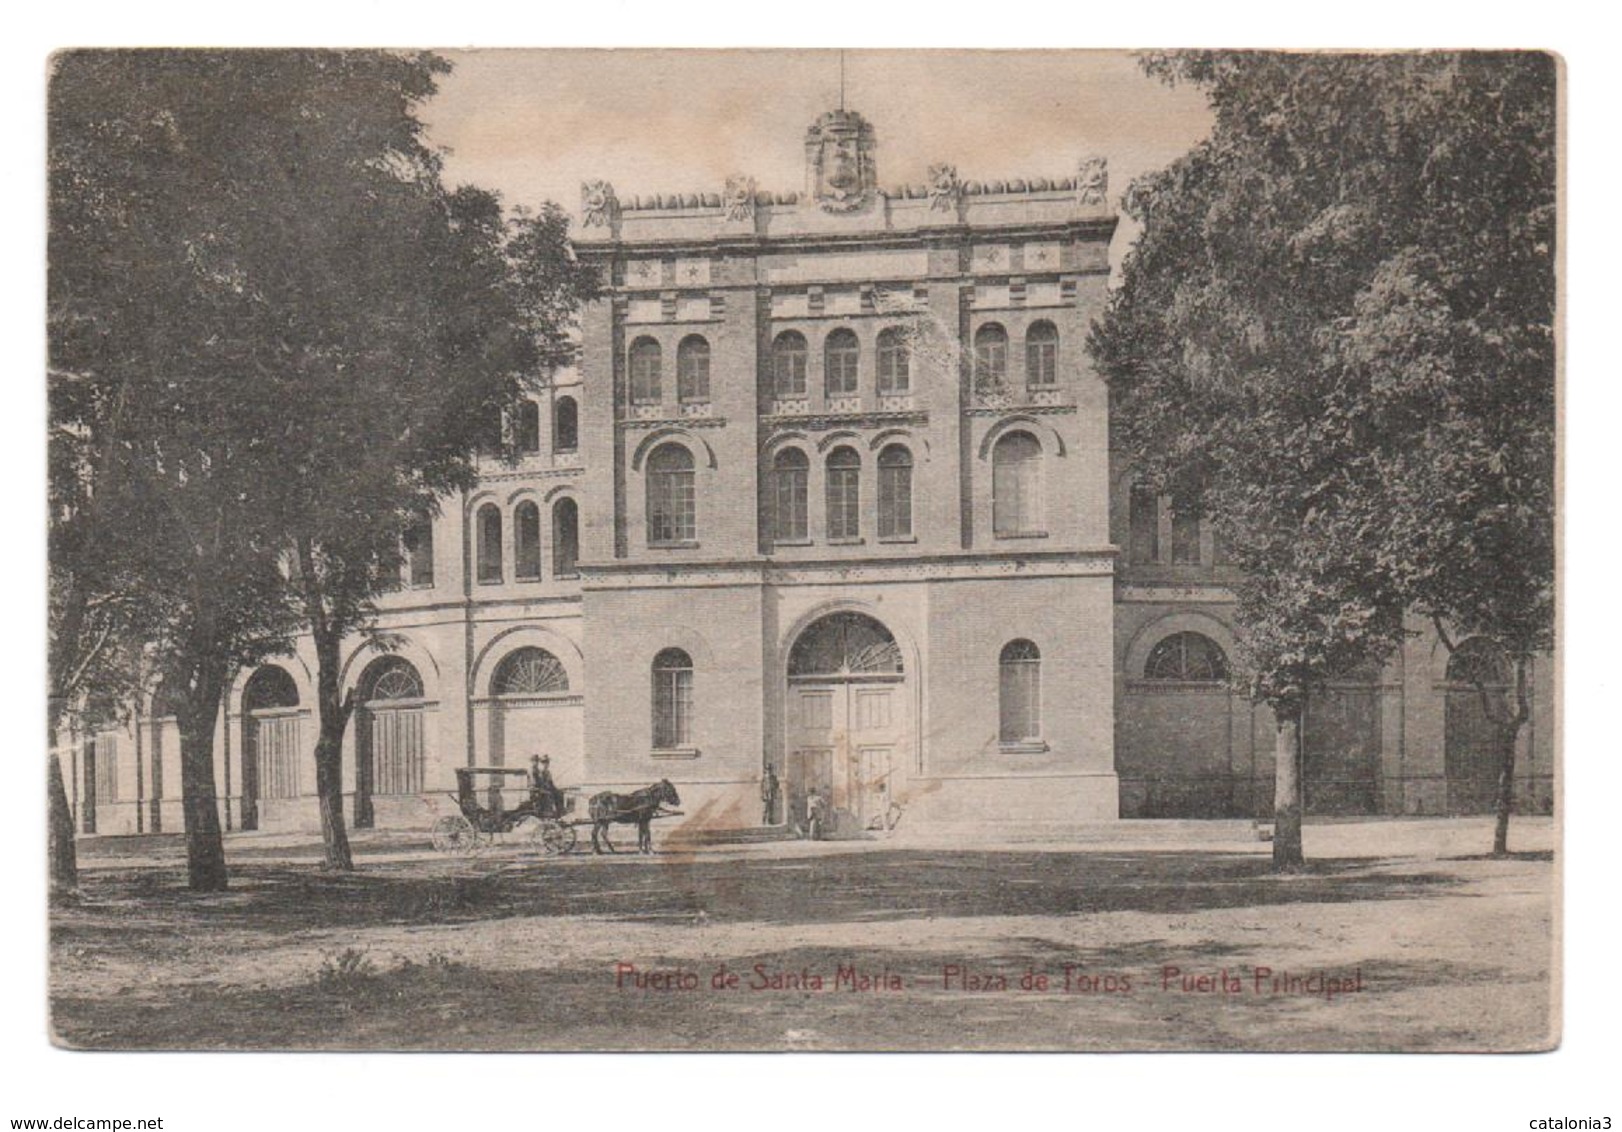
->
xmin=403 ymin=521 xmax=434 ymax=587
xmin=654 ymin=669 xmax=693 ymax=748
xmin=1027 ymin=339 xmax=1057 ymax=387
xmin=878 ymin=463 xmax=912 ymax=538
xmin=992 ymin=457 xmax=1040 ymax=536
xmin=999 ymin=662 xmax=1040 ymax=742
xmin=826 ymin=349 xmax=859 ymax=395
xmin=827 ymin=466 xmax=860 ymax=540
xmin=94 ymin=736 xmax=119 ymax=803
xmin=1171 ymin=508 xmax=1202 ymax=565
xmin=773 ymin=467 xmax=808 ymax=541
xmin=678 ymin=351 xmax=710 ymax=403
xmin=878 ymin=340 xmax=910 ymax=394
xmin=774 ymin=348 xmax=806 ymax=397
xmin=649 ymin=472 xmax=696 ymax=543
xmin=1129 ymin=489 xmax=1161 ymax=564
xmin=630 ymin=352 xmax=661 ymax=404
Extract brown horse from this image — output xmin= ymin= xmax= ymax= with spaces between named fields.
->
xmin=588 ymin=779 xmax=680 ymax=854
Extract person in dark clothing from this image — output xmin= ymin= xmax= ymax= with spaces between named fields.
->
xmin=760 ymin=765 xmax=780 ymax=825
xmin=529 ymin=754 xmax=565 ymax=818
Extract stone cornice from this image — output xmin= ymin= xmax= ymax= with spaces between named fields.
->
xmin=577 ymin=218 xmax=1117 ymax=260
xmin=616 ymin=415 xmax=730 ymax=430
xmin=965 ymin=403 xmax=1077 ymax=417
xmin=578 ymin=549 xmax=1117 ymax=591
xmin=1116 ymin=583 xmax=1236 ymax=604
xmin=761 ymin=410 xmax=928 ymax=431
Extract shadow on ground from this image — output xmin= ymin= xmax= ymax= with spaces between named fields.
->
xmin=55 ymin=848 xmax=1458 ymax=937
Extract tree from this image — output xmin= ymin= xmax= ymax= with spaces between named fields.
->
xmin=237 ymin=72 xmax=593 ymax=869
xmin=51 ymin=50 xmax=599 ymax=878
xmin=1089 ymin=51 xmax=1555 ymax=864
xmin=51 ymin=51 xmax=315 ymax=890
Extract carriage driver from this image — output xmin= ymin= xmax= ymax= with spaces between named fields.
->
xmin=529 ymin=754 xmax=565 ymax=819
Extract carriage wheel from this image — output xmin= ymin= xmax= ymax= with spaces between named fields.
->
xmin=430 ymin=815 xmax=479 ymax=856
xmin=540 ymin=821 xmax=577 ymax=856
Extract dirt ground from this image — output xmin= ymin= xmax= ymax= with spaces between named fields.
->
xmin=49 ymin=817 xmax=1557 ymax=1052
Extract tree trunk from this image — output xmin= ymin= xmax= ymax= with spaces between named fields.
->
xmin=1272 ymin=708 xmax=1305 ymax=870
xmin=178 ymin=693 xmax=229 ymax=892
xmin=1492 ymin=656 xmax=1533 ymax=857
xmin=311 ymin=625 xmax=354 ymax=872
xmin=314 ymin=715 xmax=354 ymax=872
xmin=48 ymin=744 xmax=79 ymax=899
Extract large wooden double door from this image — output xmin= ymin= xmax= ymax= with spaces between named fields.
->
xmin=786 ymin=679 xmax=903 ymax=836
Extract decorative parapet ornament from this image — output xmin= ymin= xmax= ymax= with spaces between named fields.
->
xmin=723 ymin=174 xmax=756 ymax=222
xmin=926 ymin=163 xmax=961 ymax=212
xmin=1076 ymin=156 xmax=1109 ymax=207
xmin=805 ymin=109 xmax=877 ymax=214
xmin=581 ymin=180 xmax=618 ymax=228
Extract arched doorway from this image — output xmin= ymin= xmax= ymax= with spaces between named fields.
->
xmin=1445 ymin=638 xmax=1514 ymax=814
xmin=241 ymin=665 xmax=301 ymax=832
xmin=784 ymin=612 xmax=907 ymax=836
xmin=354 ymin=657 xmax=427 ymax=828
xmin=487 ymin=646 xmax=579 ymax=808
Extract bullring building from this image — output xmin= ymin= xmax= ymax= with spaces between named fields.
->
xmin=63 ymin=109 xmax=1554 ymax=839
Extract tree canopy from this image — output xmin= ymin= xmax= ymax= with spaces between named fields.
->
xmin=1089 ymin=51 xmax=1557 ymax=861
xmin=48 ymin=49 xmax=598 ymax=886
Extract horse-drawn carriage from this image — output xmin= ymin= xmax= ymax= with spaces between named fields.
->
xmin=429 ymin=766 xmax=580 ymax=856
xmin=428 ymin=766 xmax=681 ymax=857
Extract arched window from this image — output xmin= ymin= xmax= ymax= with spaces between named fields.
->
xmin=552 ymin=497 xmax=580 ymax=578
xmin=877 ymin=444 xmax=913 ymax=539
xmin=652 ymin=647 xmax=694 ymax=749
xmin=826 ymin=446 xmax=861 ymax=541
xmin=772 ymin=448 xmax=809 ymax=542
xmin=363 ymin=657 xmax=424 ymax=702
xmin=515 ymin=400 xmax=541 ymax=454
xmin=677 ymin=335 xmax=711 ymax=403
xmin=999 ymin=639 xmax=1042 ymax=743
xmin=244 ymin=665 xmax=300 ymax=711
xmin=1446 ymin=637 xmax=1513 ymax=687
xmin=788 ymin=612 xmax=902 ymax=678
xmin=629 ymin=337 xmax=662 ymax=404
xmin=1144 ymin=632 xmax=1230 ymax=682
xmin=476 ymin=503 xmax=503 ymax=583
xmin=553 ymin=396 xmax=579 ymax=452
xmin=514 ymin=500 xmax=542 ymax=580
xmin=992 ymin=431 xmax=1043 ymax=537
xmin=824 ymin=328 xmax=860 ymax=397
xmin=493 ymin=647 xmax=570 ymax=695
xmin=646 ymin=443 xmax=696 ymax=544
xmin=402 ymin=516 xmax=434 ymax=587
xmin=877 ymin=327 xmax=910 ymax=395
xmin=974 ymin=324 xmax=1008 ymax=388
xmin=772 ymin=331 xmax=808 ymax=397
xmin=1025 ymin=321 xmax=1058 ymax=388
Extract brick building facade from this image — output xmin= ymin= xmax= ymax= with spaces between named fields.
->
xmin=62 ymin=110 xmax=1553 ymax=838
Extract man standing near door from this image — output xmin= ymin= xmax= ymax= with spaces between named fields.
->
xmin=761 ymin=763 xmax=780 ymax=826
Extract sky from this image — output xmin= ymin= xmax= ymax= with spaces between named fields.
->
xmin=419 ymin=50 xmax=1214 ymax=274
